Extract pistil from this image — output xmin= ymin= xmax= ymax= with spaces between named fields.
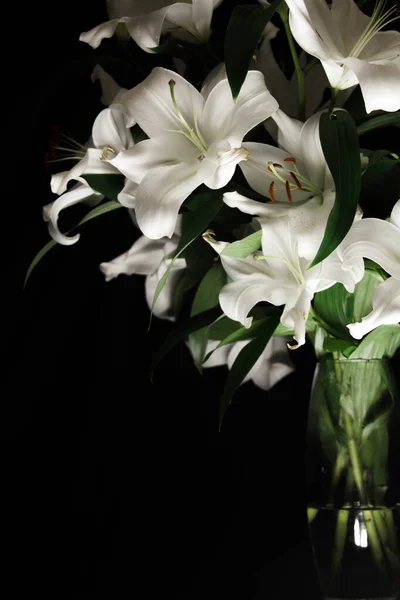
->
xmin=167 ymin=80 xmax=209 ymax=156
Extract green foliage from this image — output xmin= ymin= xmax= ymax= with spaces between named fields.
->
xmin=224 ymin=0 xmax=284 ymax=99
xmin=357 ymin=112 xmax=400 ymax=136
xmin=150 ymin=188 xmax=224 ymax=321
xmin=221 ymin=229 xmax=262 ymax=258
xmin=313 ymin=269 xmax=385 ymax=342
xmin=311 ymin=111 xmax=361 ymax=268
xmin=218 ymin=307 xmax=283 ymax=429
xmin=83 ymin=174 xmax=125 ymax=201
xmin=188 ymin=263 xmax=227 ymax=369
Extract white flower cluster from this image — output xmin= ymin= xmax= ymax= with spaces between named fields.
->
xmin=43 ymin=0 xmax=400 ymax=388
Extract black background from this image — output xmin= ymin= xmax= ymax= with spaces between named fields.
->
xmin=6 ymin=1 xmax=399 ymax=599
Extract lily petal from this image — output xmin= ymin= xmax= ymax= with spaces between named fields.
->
xmin=134 ymin=161 xmax=204 ymax=239
xmin=122 ymin=67 xmax=205 ymax=138
xmin=342 ymin=57 xmax=400 ymax=113
xmin=330 ymin=0 xmax=371 ymax=54
xmin=80 ymin=7 xmax=171 ymax=52
xmin=80 ymin=18 xmax=124 ymax=49
xmin=111 ymin=135 xmax=198 ymax=184
xmin=192 ymin=0 xmax=221 ymax=40
xmin=44 ymin=183 xmax=103 ymax=246
xmin=91 ymin=64 xmax=125 ymax=106
xmin=390 ymin=200 xmax=400 ymax=229
xmin=347 ymin=277 xmax=400 ymax=339
xmin=118 ymin=179 xmax=139 ymax=209
xmin=100 ymin=235 xmax=179 ymax=279
xmin=92 ymin=107 xmax=134 ymax=152
xmin=285 ymin=0 xmax=343 ymax=62
xmin=280 ymin=286 xmax=313 ymax=347
xmin=200 ymin=71 xmax=279 ymax=147
xmin=218 ymin=276 xmax=289 ymax=328
xmin=51 ymin=148 xmax=117 ymax=195
xmin=270 ymin=109 xmax=303 ymax=160
xmin=342 ymin=218 xmax=400 ymax=279
xmin=359 ymin=31 xmax=400 ymax=62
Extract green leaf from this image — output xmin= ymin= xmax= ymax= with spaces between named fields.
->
xmin=310 ymin=111 xmax=361 ymax=268
xmin=313 ymin=269 xmax=385 ymax=341
xmin=24 ymin=200 xmax=123 ymax=288
xmin=204 ymin=306 xmax=282 ymax=363
xmin=360 ymin=154 xmax=400 ymax=209
xmin=357 ymin=112 xmax=400 ymax=136
xmin=172 ymin=237 xmax=216 ymax=318
xmin=188 ymin=263 xmax=227 ymax=369
xmin=150 ymin=188 xmax=223 ymax=322
xmin=323 ymin=337 xmax=358 ymax=357
xmin=272 ymin=322 xmax=294 ymax=337
xmin=83 ymin=174 xmax=125 ymax=201
xmin=218 ymin=308 xmax=283 ymax=429
xmin=149 ymin=306 xmax=222 ymax=382
xmin=351 ymin=324 xmax=400 ymax=360
xmin=207 ymin=315 xmax=243 ymax=341
xmin=221 ymin=229 xmax=262 ymax=258
xmin=361 ymin=148 xmax=399 ymax=174
xmin=224 ymin=0 xmax=284 ymax=100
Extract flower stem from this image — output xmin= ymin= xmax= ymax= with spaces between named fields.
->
xmin=280 ymin=13 xmax=305 ymax=121
xmin=332 ymin=354 xmax=386 ymax=572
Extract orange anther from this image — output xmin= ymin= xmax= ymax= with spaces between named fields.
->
xmin=285 ymin=181 xmax=292 ymax=202
xmin=284 ymin=157 xmax=296 ymax=163
xmin=290 ymin=172 xmax=302 ymax=190
xmin=269 ymin=181 xmax=276 ymax=203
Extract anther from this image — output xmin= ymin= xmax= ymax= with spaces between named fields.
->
xmin=290 ymin=172 xmax=302 ymax=190
xmin=284 ymin=157 xmax=296 ymax=163
xmin=269 ymin=181 xmax=276 ymax=203
xmin=100 ymin=146 xmax=116 ymax=160
xmin=285 ymin=181 xmax=292 ymax=202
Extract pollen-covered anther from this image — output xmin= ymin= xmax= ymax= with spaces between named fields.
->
xmin=269 ymin=181 xmax=276 ymax=203
xmin=267 ymin=161 xmax=283 ymax=173
xmin=290 ymin=171 xmax=302 ymax=190
xmin=285 ymin=180 xmax=293 ymax=202
xmin=284 ymin=157 xmax=296 ymax=163
xmin=202 ymin=229 xmax=216 ymax=240
xmin=100 ymin=145 xmax=116 ymax=160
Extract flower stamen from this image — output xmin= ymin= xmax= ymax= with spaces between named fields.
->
xmin=349 ymin=0 xmax=400 ymax=59
xmin=269 ymin=181 xmax=276 ymax=202
xmin=100 ymin=145 xmax=116 ymax=160
xmin=290 ymin=172 xmax=302 ymax=190
xmin=285 ymin=180 xmax=293 ymax=202
xmin=168 ymin=79 xmax=208 ymax=156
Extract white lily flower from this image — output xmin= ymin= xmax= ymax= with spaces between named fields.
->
xmin=284 ymin=0 xmax=400 ymax=113
xmin=204 ymin=209 xmax=364 ymax=348
xmin=80 ymin=0 xmax=223 ymax=52
xmin=109 ymin=66 xmax=279 ymax=239
xmin=43 ymin=68 xmax=135 ymax=246
xmin=346 ymin=199 xmax=400 ymax=338
xmin=224 ymin=108 xmax=340 ymax=261
xmin=100 ymin=218 xmax=186 ymax=321
xmin=203 ymin=336 xmax=295 ymax=390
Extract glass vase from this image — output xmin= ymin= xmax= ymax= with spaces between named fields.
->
xmin=306 ymin=357 xmax=400 ymax=600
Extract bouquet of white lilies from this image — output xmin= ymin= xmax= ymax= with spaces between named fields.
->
xmin=27 ymin=0 xmax=400 ymax=427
